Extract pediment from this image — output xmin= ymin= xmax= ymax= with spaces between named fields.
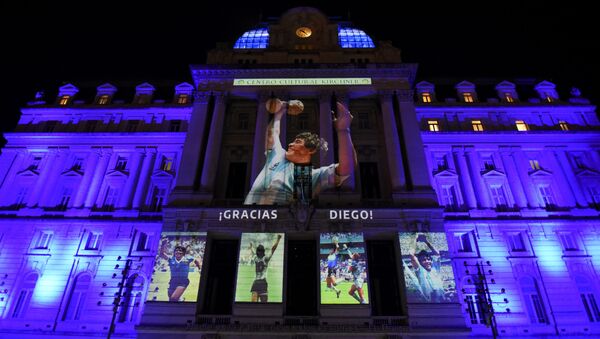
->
xmin=455 ymin=80 xmax=475 ymax=90
xmin=433 ymin=169 xmax=457 ymax=178
xmin=534 ymin=80 xmax=556 ymax=90
xmin=135 ymin=82 xmax=156 ymax=93
xmin=96 ymin=83 xmax=118 ymax=94
xmin=151 ymin=169 xmax=175 ymax=179
xmin=495 ymin=80 xmax=515 ymax=90
xmin=529 ymin=169 xmax=553 ymax=177
xmin=58 ymin=83 xmax=79 ymax=95
xmin=16 ymin=168 xmax=39 ymax=176
xmin=416 ymin=81 xmax=435 ymax=90
xmin=60 ymin=169 xmax=84 ymax=177
xmin=175 ymin=82 xmax=194 ymax=92
xmin=482 ymin=169 xmax=506 ymax=177
xmin=105 ymin=170 xmax=129 ymax=178
xmin=575 ymin=168 xmax=600 ymax=177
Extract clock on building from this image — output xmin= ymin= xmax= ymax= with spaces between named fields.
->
xmin=295 ymin=27 xmax=312 ymax=38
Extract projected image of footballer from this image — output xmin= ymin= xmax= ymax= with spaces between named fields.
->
xmin=325 ymin=236 xmax=342 ymax=298
xmin=159 ymin=244 xmax=202 ymax=302
xmin=249 ymin=234 xmax=282 ymax=302
xmin=346 ymin=247 xmax=366 ymax=304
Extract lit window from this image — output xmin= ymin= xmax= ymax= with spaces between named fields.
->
xmin=472 ymin=120 xmax=484 ymax=131
xmin=63 ymin=274 xmax=91 ymax=321
xmin=508 ymin=232 xmax=527 ymax=252
xmin=338 ymin=27 xmax=375 ymax=48
xmin=115 ymin=156 xmax=128 ymax=170
xmin=559 ymin=121 xmax=569 ymax=131
xmin=504 ymin=93 xmax=514 ymax=103
xmin=515 ymin=120 xmax=529 ymax=131
xmin=529 ymin=160 xmax=540 ymax=170
xmin=85 ymin=232 xmax=103 ymax=250
xmin=538 ymin=185 xmax=556 ymax=207
xmin=233 ymin=28 xmax=269 ymax=49
xmin=422 ymin=92 xmax=432 ymax=103
xmin=177 ymin=94 xmax=189 ymax=104
xmin=97 ymin=95 xmax=110 ymax=105
xmin=160 ymin=156 xmax=173 ymax=171
xmin=463 ymin=92 xmax=474 ymax=103
xmin=544 ymin=93 xmax=554 ymax=102
xmin=428 ymin=120 xmax=439 ymax=132
xmin=59 ymin=95 xmax=71 ymax=106
xmin=34 ymin=231 xmax=53 ymax=249
xmin=11 ymin=273 xmax=38 ymax=318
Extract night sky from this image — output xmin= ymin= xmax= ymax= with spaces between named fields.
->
xmin=2 ymin=1 xmax=598 ymax=135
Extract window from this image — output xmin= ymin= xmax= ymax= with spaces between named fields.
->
xmin=558 ymin=232 xmax=579 ymax=251
xmin=520 ymin=276 xmax=550 ymax=324
xmin=115 ymin=156 xmax=128 ymax=170
xmin=462 ymin=92 xmax=474 ymax=103
xmin=72 ymin=157 xmax=84 ymax=170
xmin=454 ymin=232 xmax=474 ymax=253
xmin=126 ymin=120 xmax=138 ymax=132
xmin=471 ymin=120 xmax=484 ymax=132
xmin=572 ymin=155 xmax=585 ymax=169
xmin=135 ymin=231 xmax=152 ymax=252
xmin=544 ymin=93 xmax=554 ymax=103
xmin=225 ymin=162 xmax=247 ymax=199
xmin=490 ymin=185 xmax=507 ymax=208
xmin=149 ymin=187 xmax=166 ymax=212
xmin=169 ymin=120 xmax=181 ymax=132
xmin=135 ymin=94 xmax=151 ymax=104
xmin=508 ymin=232 xmax=527 ymax=252
xmin=515 ymin=120 xmax=529 ymax=131
xmin=102 ymin=187 xmax=120 ymax=211
xmin=358 ymin=113 xmax=370 ymax=129
xmin=538 ymin=185 xmax=556 ymax=208
xmin=434 ymin=155 xmax=448 ymax=171
xmin=589 ymin=187 xmax=600 ymax=208
xmin=559 ymin=121 xmax=569 ymax=131
xmin=57 ymin=187 xmax=73 ymax=210
xmin=84 ymin=120 xmax=97 ymax=132
xmin=428 ymin=120 xmax=439 ymax=132
xmin=177 ymin=94 xmax=189 ymax=104
xmin=97 ymin=95 xmax=110 ymax=105
xmin=34 ymin=231 xmax=53 ymax=249
xmin=238 ymin=113 xmax=249 ymax=130
xmin=529 ymin=160 xmax=540 ymax=170
xmin=15 ymin=187 xmax=29 ymax=208
xmin=441 ymin=185 xmax=459 ymax=210
xmin=84 ymin=232 xmax=103 ymax=250
xmin=59 ymin=95 xmax=71 ymax=106
xmin=44 ymin=120 xmax=57 ymax=132
xmin=63 ymin=274 xmax=91 ymax=321
xmin=11 ymin=273 xmax=38 ymax=318
xmin=504 ymin=93 xmax=514 ymax=103
xmin=29 ymin=156 xmax=42 ymax=170
xmin=482 ymin=154 xmax=495 ymax=170
xmin=421 ymin=92 xmax=432 ymax=103
xmin=160 ymin=156 xmax=173 ymax=171
xmin=575 ymin=275 xmax=600 ymax=323
xmin=464 ymin=294 xmax=488 ymax=325
xmin=360 ymin=162 xmax=381 ymax=199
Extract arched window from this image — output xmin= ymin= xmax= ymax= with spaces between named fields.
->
xmin=574 ymin=274 xmax=600 ymax=322
xmin=118 ymin=274 xmax=145 ymax=324
xmin=11 ymin=272 xmax=39 ymax=318
xmin=519 ymin=276 xmax=550 ymax=324
xmin=63 ymin=273 xmax=92 ymax=321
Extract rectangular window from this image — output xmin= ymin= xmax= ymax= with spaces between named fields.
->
xmin=177 ymin=94 xmax=189 ymax=104
xmin=358 ymin=112 xmax=370 ymax=129
xmin=582 ymin=293 xmax=600 ymax=322
xmin=421 ymin=92 xmax=432 ymax=103
xmin=115 ymin=156 xmax=128 ymax=170
xmin=463 ymin=92 xmax=474 ymax=103
xmin=455 ymin=232 xmax=474 ymax=253
xmin=529 ymin=159 xmax=540 ymax=170
xmin=149 ymin=187 xmax=166 ymax=212
xmin=169 ymin=120 xmax=181 ymax=132
xmin=471 ymin=120 xmax=484 ymax=132
xmin=504 ymin=93 xmax=514 ymax=103
xmin=539 ymin=185 xmax=556 ymax=207
xmin=465 ymin=294 xmax=487 ymax=324
xmin=58 ymin=187 xmax=73 ymax=210
xmin=490 ymin=185 xmax=507 ymax=208
xmin=238 ymin=113 xmax=249 ymax=130
xmin=225 ymin=162 xmax=247 ymax=199
xmin=34 ymin=232 xmax=53 ymax=249
xmin=97 ymin=95 xmax=110 ymax=105
xmin=508 ymin=232 xmax=527 ymax=252
xmin=59 ymin=95 xmax=71 ymax=106
xmin=102 ymin=187 xmax=119 ymax=211
xmin=29 ymin=156 xmax=42 ymax=170
xmin=44 ymin=121 xmax=57 ymax=132
xmin=135 ymin=232 xmax=152 ymax=251
xmin=135 ymin=94 xmax=151 ymax=104
xmin=160 ymin=156 xmax=173 ymax=172
xmin=530 ymin=294 xmax=549 ymax=323
xmin=515 ymin=120 xmax=529 ymax=131
xmin=428 ymin=120 xmax=439 ymax=132
xmin=435 ymin=155 xmax=448 ymax=171
xmin=360 ymin=162 xmax=381 ymax=199
xmin=573 ymin=155 xmax=585 ymax=169
xmin=84 ymin=120 xmax=97 ymax=132
xmin=441 ymin=185 xmax=458 ymax=209
xmin=126 ymin=120 xmax=138 ymax=132
xmin=558 ymin=232 xmax=579 ymax=251
xmin=85 ymin=232 xmax=103 ymax=250
xmin=589 ymin=187 xmax=600 ymax=208
xmin=482 ymin=155 xmax=495 ymax=170
xmin=559 ymin=121 xmax=569 ymax=131
xmin=72 ymin=157 xmax=84 ymax=171
xmin=544 ymin=94 xmax=554 ymax=103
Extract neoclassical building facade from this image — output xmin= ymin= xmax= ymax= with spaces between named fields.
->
xmin=1 ymin=7 xmax=599 ymax=338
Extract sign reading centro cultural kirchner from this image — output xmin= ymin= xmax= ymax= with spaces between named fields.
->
xmin=233 ymin=77 xmax=372 ymax=86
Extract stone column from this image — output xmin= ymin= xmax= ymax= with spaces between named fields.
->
xmin=73 ymin=150 xmax=101 ymax=208
xmin=452 ymin=147 xmax=477 ymax=209
xmin=174 ymin=92 xmax=211 ymax=191
xmin=513 ymin=150 xmax=541 ymax=208
xmin=499 ymin=148 xmax=528 ymax=208
xmin=465 ymin=148 xmax=492 ymax=208
xmin=379 ymin=91 xmax=405 ymax=190
xmin=39 ymin=150 xmax=71 ymax=207
xmin=250 ymin=92 xmax=270 ymax=184
xmin=27 ymin=151 xmax=58 ymax=207
xmin=133 ymin=149 xmax=157 ymax=209
xmin=554 ymin=150 xmax=588 ymax=207
xmin=117 ymin=149 xmax=145 ymax=209
xmin=84 ymin=150 xmax=113 ymax=208
xmin=0 ymin=151 xmax=26 ymax=205
xmin=200 ymin=92 xmax=227 ymax=192
xmin=543 ymin=149 xmax=575 ymax=207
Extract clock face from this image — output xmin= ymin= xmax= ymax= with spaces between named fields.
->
xmin=295 ymin=27 xmax=312 ymax=38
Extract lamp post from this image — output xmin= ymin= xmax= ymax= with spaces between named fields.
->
xmin=107 ymin=258 xmax=132 ymax=339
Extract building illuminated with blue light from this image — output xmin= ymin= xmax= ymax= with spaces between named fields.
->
xmin=1 ymin=7 xmax=599 ymax=338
